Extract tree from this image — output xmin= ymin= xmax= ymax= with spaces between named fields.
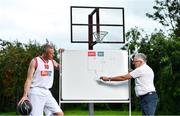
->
xmin=0 ymin=39 xmax=62 ymax=112
xmin=124 ymin=27 xmax=180 ymax=114
xmin=146 ymin=0 xmax=180 ymax=36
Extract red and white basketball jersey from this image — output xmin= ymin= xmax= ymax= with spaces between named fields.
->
xmin=30 ymin=57 xmax=54 ymax=89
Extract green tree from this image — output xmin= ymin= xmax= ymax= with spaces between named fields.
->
xmin=0 ymin=39 xmax=60 ymax=112
xmin=124 ymin=27 xmax=180 ymax=114
xmin=145 ymin=0 xmax=180 ymax=113
xmin=146 ymin=0 xmax=180 ymax=36
xmin=0 ymin=39 xmax=41 ymax=112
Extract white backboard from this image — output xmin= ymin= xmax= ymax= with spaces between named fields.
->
xmin=60 ymin=50 xmax=129 ymax=102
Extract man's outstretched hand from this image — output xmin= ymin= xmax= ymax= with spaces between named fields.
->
xmin=100 ymin=76 xmax=109 ymax=81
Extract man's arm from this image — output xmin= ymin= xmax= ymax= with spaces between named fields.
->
xmin=53 ymin=48 xmax=64 ymax=70
xmin=52 ymin=60 xmax=60 ymax=70
xmin=18 ymin=59 xmax=36 ymax=104
xmin=100 ymin=73 xmax=132 ymax=81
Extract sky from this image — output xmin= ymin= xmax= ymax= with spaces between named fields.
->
xmin=0 ymin=0 xmax=163 ymax=50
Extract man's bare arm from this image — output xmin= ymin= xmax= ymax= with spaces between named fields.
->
xmin=52 ymin=60 xmax=60 ymax=70
xmin=100 ymin=73 xmax=132 ymax=81
xmin=18 ymin=59 xmax=35 ymax=104
xmin=53 ymin=48 xmax=64 ymax=70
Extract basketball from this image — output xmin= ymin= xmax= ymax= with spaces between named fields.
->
xmin=17 ymin=100 xmax=32 ymax=115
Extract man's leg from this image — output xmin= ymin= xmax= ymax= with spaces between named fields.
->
xmin=29 ymin=94 xmax=46 ymax=116
xmin=44 ymin=93 xmax=64 ymax=116
xmin=44 ymin=107 xmax=52 ymax=116
xmin=140 ymin=92 xmax=158 ymax=116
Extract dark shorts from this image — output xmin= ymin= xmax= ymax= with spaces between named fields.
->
xmin=140 ymin=92 xmax=158 ymax=116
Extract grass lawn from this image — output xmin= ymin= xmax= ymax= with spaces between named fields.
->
xmin=0 ymin=112 xmax=16 ymax=116
xmin=0 ymin=110 xmax=141 ymax=116
xmin=64 ymin=109 xmax=141 ymax=116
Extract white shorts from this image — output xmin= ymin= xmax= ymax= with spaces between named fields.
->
xmin=29 ymin=92 xmax=62 ymax=116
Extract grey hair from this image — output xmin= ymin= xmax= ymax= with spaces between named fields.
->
xmin=42 ymin=44 xmax=54 ymax=53
xmin=134 ymin=53 xmax=147 ymax=62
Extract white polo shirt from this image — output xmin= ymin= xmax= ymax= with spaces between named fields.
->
xmin=130 ymin=63 xmax=156 ymax=96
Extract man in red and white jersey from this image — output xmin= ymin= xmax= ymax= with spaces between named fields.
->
xmin=18 ymin=44 xmax=64 ymax=116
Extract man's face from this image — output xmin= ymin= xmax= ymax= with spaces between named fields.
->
xmin=46 ymin=48 xmax=54 ymax=60
xmin=132 ymin=58 xmax=143 ymax=68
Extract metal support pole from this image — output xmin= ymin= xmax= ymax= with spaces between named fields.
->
xmin=129 ymin=100 xmax=131 ymax=116
xmin=128 ymin=49 xmax=131 ymax=116
xmin=96 ymin=8 xmax=100 ymax=33
xmin=128 ymin=80 xmax=131 ymax=116
xmin=88 ymin=8 xmax=99 ymax=116
xmin=89 ymin=103 xmax=94 ymax=116
xmin=88 ymin=14 xmax=95 ymax=116
xmin=59 ymin=51 xmax=62 ymax=108
xmin=88 ymin=15 xmax=93 ymax=50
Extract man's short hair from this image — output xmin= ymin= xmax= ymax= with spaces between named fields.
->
xmin=42 ymin=44 xmax=54 ymax=53
xmin=134 ymin=53 xmax=147 ymax=62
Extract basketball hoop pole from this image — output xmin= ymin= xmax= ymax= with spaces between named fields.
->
xmin=88 ymin=8 xmax=99 ymax=50
xmin=88 ymin=15 xmax=93 ymax=50
xmin=88 ymin=8 xmax=100 ymax=116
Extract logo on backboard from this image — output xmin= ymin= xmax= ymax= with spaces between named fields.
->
xmin=88 ymin=51 xmax=104 ymax=57
xmin=97 ymin=51 xmax=104 ymax=57
xmin=88 ymin=51 xmax=96 ymax=57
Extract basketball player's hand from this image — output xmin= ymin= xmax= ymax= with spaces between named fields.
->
xmin=59 ymin=48 xmax=64 ymax=53
xmin=18 ymin=96 xmax=29 ymax=105
xmin=100 ymin=76 xmax=109 ymax=81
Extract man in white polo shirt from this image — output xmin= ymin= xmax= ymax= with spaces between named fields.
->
xmin=100 ymin=53 xmax=158 ymax=115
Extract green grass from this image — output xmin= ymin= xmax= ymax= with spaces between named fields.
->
xmin=64 ymin=110 xmax=141 ymax=116
xmin=0 ymin=110 xmax=141 ymax=116
xmin=0 ymin=111 xmax=16 ymax=116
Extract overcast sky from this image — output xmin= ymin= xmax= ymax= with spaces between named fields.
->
xmin=0 ymin=0 xmax=163 ymax=50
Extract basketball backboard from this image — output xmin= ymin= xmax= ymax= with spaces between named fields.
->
xmin=70 ymin=6 xmax=125 ymax=45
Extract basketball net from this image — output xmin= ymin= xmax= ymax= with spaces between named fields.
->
xmin=93 ymin=31 xmax=108 ymax=43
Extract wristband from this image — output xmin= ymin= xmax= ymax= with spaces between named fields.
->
xmin=108 ymin=77 xmax=112 ymax=81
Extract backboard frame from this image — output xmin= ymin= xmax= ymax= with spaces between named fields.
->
xmin=70 ymin=6 xmax=125 ymax=47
